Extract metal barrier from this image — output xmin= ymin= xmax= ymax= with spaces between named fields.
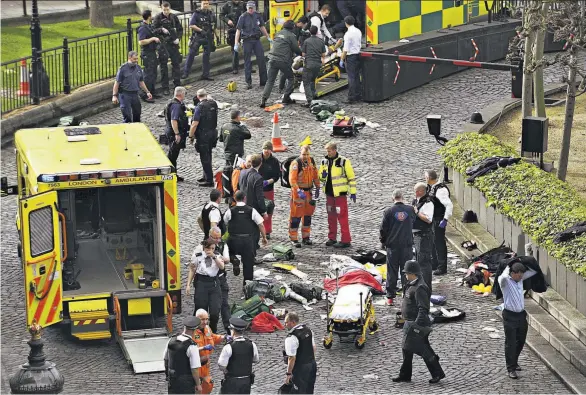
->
xmin=1 ymin=5 xmax=230 ymax=117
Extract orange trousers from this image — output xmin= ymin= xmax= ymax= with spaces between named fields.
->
xmin=289 ymin=193 xmax=316 ymax=241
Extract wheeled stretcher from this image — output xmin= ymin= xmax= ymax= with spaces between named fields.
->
xmin=290 ymin=47 xmax=343 ymax=91
xmin=322 ymin=284 xmax=378 ymax=349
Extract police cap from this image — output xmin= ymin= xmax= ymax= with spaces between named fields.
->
xmin=229 ymin=317 xmax=249 ymax=331
xmin=183 ymin=316 xmax=201 ymax=329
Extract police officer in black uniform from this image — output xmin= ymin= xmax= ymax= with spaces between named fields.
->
xmin=183 ymin=0 xmax=216 ymax=80
xmin=393 ymin=260 xmax=445 ymax=384
xmin=209 ymin=226 xmax=234 ymax=334
xmin=220 ymin=110 xmax=251 ymax=166
xmin=137 ymin=10 xmax=164 ymax=103
xmin=164 ymin=316 xmax=203 ymax=394
xmin=221 ymin=0 xmax=247 ymax=74
xmin=425 ymin=169 xmax=453 ymax=276
xmin=411 ymin=182 xmax=435 ymax=291
xmin=278 ymin=16 xmax=309 ymax=93
xmin=218 ymin=317 xmax=260 ymax=394
xmin=112 ymin=51 xmax=152 ymax=123
xmin=189 ymin=89 xmax=219 ymax=187
xmin=380 ymin=189 xmax=415 ymax=306
xmin=234 ymin=1 xmax=270 ymax=89
xmin=284 ymin=311 xmax=317 ymax=394
xmin=153 ymin=2 xmax=183 ymax=96
xmin=165 ymin=86 xmax=189 ymax=182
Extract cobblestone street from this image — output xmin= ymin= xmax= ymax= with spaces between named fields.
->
xmin=1 ymin=57 xmax=579 ymax=394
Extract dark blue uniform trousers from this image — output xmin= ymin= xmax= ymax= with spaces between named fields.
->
xmin=345 ymin=54 xmax=362 ymax=102
xmin=385 ymin=245 xmax=413 ymax=299
xmin=243 ymin=39 xmax=267 ymax=85
xmin=184 ymin=41 xmax=211 ymax=78
xmin=119 ymin=92 xmax=141 ymax=123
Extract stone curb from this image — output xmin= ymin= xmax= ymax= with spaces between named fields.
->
xmin=1 ymin=39 xmax=269 ymax=147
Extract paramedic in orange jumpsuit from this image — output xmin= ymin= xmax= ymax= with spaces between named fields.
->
xmin=230 ymin=154 xmax=253 ymax=205
xmin=288 ymin=145 xmax=320 ymax=247
xmin=193 ymin=308 xmax=231 ymax=394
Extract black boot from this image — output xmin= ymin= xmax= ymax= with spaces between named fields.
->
xmin=260 ymin=98 xmax=266 ymax=108
xmin=282 ymin=95 xmax=296 ymax=104
xmin=426 ymin=355 xmax=445 ymax=383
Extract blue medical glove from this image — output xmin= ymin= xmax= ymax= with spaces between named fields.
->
xmin=439 ymin=219 xmax=448 ymax=229
xmin=297 ymin=190 xmax=306 ymax=200
xmin=350 ymin=194 xmax=356 ymax=203
xmin=263 ymin=180 xmax=269 ymax=187
xmin=314 ymin=189 xmax=320 ymax=199
xmin=234 ymin=43 xmax=239 ymax=52
xmin=339 ymin=60 xmax=344 ymax=69
xmin=268 ymin=38 xmax=274 ymax=43
xmin=321 ymin=170 xmax=328 ymax=179
xmin=225 ymin=335 xmax=233 ymax=343
xmin=202 ymin=344 xmax=214 ymax=351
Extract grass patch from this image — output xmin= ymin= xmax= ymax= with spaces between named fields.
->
xmin=487 ymin=94 xmax=586 ymax=199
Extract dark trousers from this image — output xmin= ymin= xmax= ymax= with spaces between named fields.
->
xmin=243 ymin=39 xmax=267 ymax=85
xmin=385 ymin=245 xmax=413 ymax=299
xmin=167 ymin=139 xmax=182 ymax=172
xmin=158 ymin=43 xmax=182 ymax=89
xmin=119 ymin=92 xmax=141 ymax=123
xmin=232 ymin=48 xmax=240 ymax=72
xmin=302 ymin=66 xmax=320 ymax=103
xmin=399 ymin=321 xmax=443 ymax=379
xmin=263 ymin=60 xmax=294 ymax=100
xmin=414 ymin=231 xmax=434 ymax=292
xmin=228 ymin=235 xmax=255 ymax=285
xmin=432 ymin=219 xmax=447 ymax=271
xmin=194 ymin=277 xmax=222 ymax=333
xmin=502 ymin=309 xmax=528 ymax=372
xmin=168 ymin=374 xmax=196 ymax=394
xmin=219 ymin=274 xmax=231 ymax=333
xmin=345 ymin=54 xmax=362 ymax=101
xmin=198 ymin=144 xmax=214 ymax=182
xmin=221 ymin=377 xmax=251 ymax=394
xmin=292 ymin=360 xmax=317 ymax=394
xmin=184 ymin=40 xmax=211 ymax=77
xmin=141 ymin=51 xmax=158 ymax=95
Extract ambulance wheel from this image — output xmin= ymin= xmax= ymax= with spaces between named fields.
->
xmin=354 ymin=338 xmax=365 ymax=349
xmin=323 ymin=338 xmax=333 ymax=349
xmin=369 ymin=322 xmax=379 ymax=332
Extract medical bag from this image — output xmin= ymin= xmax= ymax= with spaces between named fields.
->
xmin=230 ymin=294 xmax=271 ymax=322
xmin=331 ymin=116 xmax=364 ymax=137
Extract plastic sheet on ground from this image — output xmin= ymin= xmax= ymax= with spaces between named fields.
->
xmin=330 ymin=284 xmax=371 ymax=321
xmin=253 ymin=268 xmax=271 ymax=279
xmin=363 ymin=374 xmax=379 ymax=380
xmin=327 ymin=255 xmax=383 ymax=284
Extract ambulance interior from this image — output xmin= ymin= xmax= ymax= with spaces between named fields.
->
xmin=59 ymin=185 xmax=164 ymax=296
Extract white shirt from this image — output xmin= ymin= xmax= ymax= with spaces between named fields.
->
xmin=190 ymin=244 xmax=222 ymax=277
xmin=432 ymin=184 xmax=453 ymax=220
xmin=186 ymin=244 xmax=229 ymax=269
xmin=203 ymin=202 xmax=222 ymax=224
xmin=310 ymin=13 xmax=333 ymax=43
xmin=163 ymin=333 xmax=201 ymax=369
xmin=217 ymin=337 xmax=260 ymax=368
xmin=343 ymin=25 xmax=362 ymax=55
xmin=284 ymin=324 xmax=316 ymax=356
xmin=415 ymin=199 xmax=434 ymax=224
xmin=223 ymin=202 xmax=264 ymax=225
xmin=498 ymin=266 xmax=537 ymax=313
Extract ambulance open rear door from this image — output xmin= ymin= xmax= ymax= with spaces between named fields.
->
xmin=20 ymin=191 xmax=64 ymax=329
xmin=269 ymin=0 xmax=305 ymax=38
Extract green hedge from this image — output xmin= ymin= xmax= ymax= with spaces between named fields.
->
xmin=439 ymin=133 xmax=586 ymax=278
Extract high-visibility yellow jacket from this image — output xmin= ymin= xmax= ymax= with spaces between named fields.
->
xmin=318 ymin=155 xmax=356 ymax=197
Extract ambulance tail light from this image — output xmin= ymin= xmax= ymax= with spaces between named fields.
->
xmin=69 ymin=174 xmax=80 ymax=181
xmin=100 ymin=171 xmax=116 ymax=178
xmin=57 ymin=175 xmax=70 ymax=181
xmin=136 ymin=168 xmax=157 ymax=176
xmin=40 ymin=175 xmax=57 ymax=182
xmin=80 ymin=172 xmax=99 ymax=180
xmin=159 ymin=166 xmax=172 ymax=175
xmin=117 ymin=170 xmax=135 ymax=177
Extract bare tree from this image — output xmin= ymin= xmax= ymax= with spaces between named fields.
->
xmin=90 ymin=0 xmax=113 ymax=28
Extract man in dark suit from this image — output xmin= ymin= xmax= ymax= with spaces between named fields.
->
xmin=239 ymin=154 xmax=267 ymax=249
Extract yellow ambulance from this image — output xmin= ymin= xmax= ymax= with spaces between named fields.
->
xmin=10 ymin=123 xmax=181 ymax=373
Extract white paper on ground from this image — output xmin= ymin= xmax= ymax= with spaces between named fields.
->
xmin=456 ymin=268 xmax=468 ymax=273
xmin=482 ymin=326 xmax=497 ymax=332
xmin=302 ymin=304 xmax=313 ymax=311
xmin=448 ymin=253 xmax=459 ymax=258
xmin=489 ymin=333 xmax=501 ymax=339
xmin=363 ymin=374 xmax=379 ymax=379
xmin=320 ymin=314 xmax=328 ymax=320
xmin=281 ymin=123 xmax=291 ymax=129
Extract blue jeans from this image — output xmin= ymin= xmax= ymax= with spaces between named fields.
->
xmin=243 ymin=39 xmax=267 ymax=85
xmin=385 ymin=245 xmax=413 ymax=299
xmin=119 ymin=92 xmax=141 ymax=123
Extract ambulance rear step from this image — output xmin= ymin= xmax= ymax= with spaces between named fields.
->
xmin=119 ymin=328 xmax=170 ymax=374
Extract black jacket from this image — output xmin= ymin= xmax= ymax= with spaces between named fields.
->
xmin=402 ymin=277 xmax=431 ymax=326
xmin=465 ymin=156 xmax=521 ymax=183
xmin=554 ymin=221 xmax=586 ymax=243
xmin=239 ymin=168 xmax=266 ymax=215
xmin=380 ymin=202 xmax=415 ymax=248
xmin=492 ymin=256 xmax=548 ymax=300
xmin=259 ymin=153 xmax=281 ymax=192
xmin=153 ymin=11 xmax=183 ymax=42
xmin=220 ymin=121 xmax=251 ymax=159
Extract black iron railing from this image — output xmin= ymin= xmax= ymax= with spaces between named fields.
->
xmin=1 ymin=5 xmax=231 ymax=117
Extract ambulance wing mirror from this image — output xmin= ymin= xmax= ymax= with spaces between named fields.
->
xmin=1 ymin=177 xmax=18 ymax=196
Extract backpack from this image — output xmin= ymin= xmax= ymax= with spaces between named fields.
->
xmin=244 ymin=279 xmax=286 ymax=302
xmin=350 ymin=249 xmax=386 ymax=265
xmin=272 ymin=244 xmax=295 ymax=260
xmin=280 ymin=156 xmax=316 ymax=188
xmin=289 ymin=282 xmax=324 ymax=301
xmin=468 ymin=242 xmax=514 ymax=273
xmin=310 ymin=100 xmax=340 ymax=114
xmin=230 ymin=294 xmax=271 ymax=322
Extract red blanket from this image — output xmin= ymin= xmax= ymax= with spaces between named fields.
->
xmin=323 ymin=270 xmax=383 ymax=293
xmin=251 ymin=312 xmax=285 ymax=333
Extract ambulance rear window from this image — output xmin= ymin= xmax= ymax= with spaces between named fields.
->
xmin=64 ymin=127 xmax=101 ymax=136
xmin=29 ymin=206 xmax=54 ymax=257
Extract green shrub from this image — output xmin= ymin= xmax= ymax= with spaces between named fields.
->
xmin=439 ymin=133 xmax=586 ymax=277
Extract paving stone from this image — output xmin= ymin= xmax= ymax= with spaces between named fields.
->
xmin=2 ymin=53 xmax=583 ymax=394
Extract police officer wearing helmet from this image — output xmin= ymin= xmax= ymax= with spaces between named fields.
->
xmin=165 ymin=86 xmax=189 ymax=182
xmin=137 ymin=9 xmax=165 ymax=103
xmin=220 ymin=109 xmax=252 ymax=166
xmin=183 ymin=0 xmax=217 ymax=80
xmin=189 ymin=89 xmax=219 ymax=187
xmin=283 ymin=311 xmax=317 ymax=394
xmin=234 ymin=1 xmax=271 ymax=90
xmin=164 ymin=316 xmax=202 ymax=394
xmin=218 ymin=317 xmax=260 ymax=394
xmin=112 ymin=51 xmax=152 ymax=123
xmin=153 ymin=1 xmax=183 ymax=96
xmin=221 ymin=0 xmax=247 ymax=74
xmin=260 ymin=19 xmax=301 ymax=108
xmin=393 ymin=260 xmax=445 ymax=384
xmin=412 ymin=182 xmax=434 ymax=291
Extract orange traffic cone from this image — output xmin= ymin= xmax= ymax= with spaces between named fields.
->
xmin=17 ymin=59 xmax=30 ymax=96
xmin=271 ymin=112 xmax=286 ymax=152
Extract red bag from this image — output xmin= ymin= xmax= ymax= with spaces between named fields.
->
xmin=251 ymin=312 xmax=285 ymax=333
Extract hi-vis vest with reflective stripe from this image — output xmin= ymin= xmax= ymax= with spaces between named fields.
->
xmin=319 ymin=156 xmax=357 ymax=197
